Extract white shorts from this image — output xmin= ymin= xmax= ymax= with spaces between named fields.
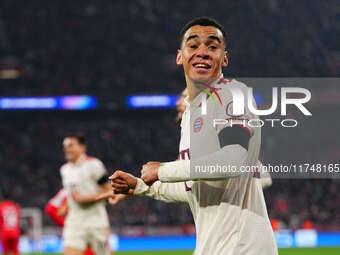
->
xmin=63 ymin=227 xmax=111 ymax=255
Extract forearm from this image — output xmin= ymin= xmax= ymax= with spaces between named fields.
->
xmin=75 ymin=194 xmax=99 ymax=203
xmin=158 ymin=144 xmax=249 ymax=182
xmin=134 ymin=178 xmax=188 ymax=203
xmin=74 ymin=183 xmax=112 ymax=203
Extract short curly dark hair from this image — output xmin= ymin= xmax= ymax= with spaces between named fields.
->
xmin=64 ymin=132 xmax=87 ymax=145
xmin=179 ymin=17 xmax=226 ymax=48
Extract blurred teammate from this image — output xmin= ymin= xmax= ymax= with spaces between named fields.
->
xmin=45 ymin=187 xmax=123 ymax=255
xmin=45 ymin=189 xmax=96 ymax=255
xmin=60 ymin=133 xmax=113 ymax=255
xmin=0 ymin=190 xmax=20 ymax=255
xmin=111 ymin=17 xmax=277 ymax=255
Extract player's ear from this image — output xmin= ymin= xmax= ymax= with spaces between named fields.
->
xmin=222 ymin=50 xmax=228 ymax=67
xmin=176 ymin=49 xmax=183 ymax=65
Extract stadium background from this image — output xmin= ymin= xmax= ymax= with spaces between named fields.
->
xmin=0 ymin=0 xmax=339 ymax=254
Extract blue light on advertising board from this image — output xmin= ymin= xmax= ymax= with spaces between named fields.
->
xmin=0 ymin=96 xmax=97 ymax=110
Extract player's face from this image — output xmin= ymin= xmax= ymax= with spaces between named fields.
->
xmin=177 ymin=25 xmax=228 ymax=84
xmin=63 ymin=137 xmax=86 ymax=162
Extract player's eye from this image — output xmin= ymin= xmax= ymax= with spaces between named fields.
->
xmin=189 ymin=45 xmax=198 ymax=49
xmin=209 ymin=45 xmax=217 ymax=50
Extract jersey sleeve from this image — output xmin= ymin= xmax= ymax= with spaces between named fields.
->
xmin=133 ymin=178 xmax=189 ymax=203
xmin=90 ymin=159 xmax=108 ymax=184
xmin=213 ymin=82 xmax=257 ymax=137
xmin=60 ymin=165 xmax=67 ymax=188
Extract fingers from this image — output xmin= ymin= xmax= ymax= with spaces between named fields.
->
xmin=111 ymin=180 xmax=129 ymax=194
xmin=109 ymin=170 xmax=125 ymax=180
xmin=111 ymin=182 xmax=128 ymax=190
xmin=140 ymin=164 xmax=158 ymax=186
xmin=146 ymin=161 xmax=160 ymax=165
xmin=110 ymin=173 xmax=130 ymax=193
xmin=113 ymin=178 xmax=128 ymax=185
xmin=108 ymin=193 xmax=128 ymax=205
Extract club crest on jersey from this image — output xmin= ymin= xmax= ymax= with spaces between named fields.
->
xmin=193 ymin=117 xmax=203 ymax=133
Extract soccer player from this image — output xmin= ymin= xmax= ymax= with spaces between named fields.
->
xmin=45 ymin=188 xmax=124 ymax=255
xmin=111 ymin=17 xmax=277 ymax=255
xmin=45 ymin=189 xmax=96 ymax=255
xmin=0 ymin=189 xmax=21 ymax=255
xmin=60 ymin=133 xmax=112 ymax=255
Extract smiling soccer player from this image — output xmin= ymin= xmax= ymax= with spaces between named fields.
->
xmin=111 ymin=17 xmax=278 ymax=255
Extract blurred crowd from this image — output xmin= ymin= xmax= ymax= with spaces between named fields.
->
xmin=0 ymin=0 xmax=339 ymax=233
xmin=0 ymin=0 xmax=339 ymax=97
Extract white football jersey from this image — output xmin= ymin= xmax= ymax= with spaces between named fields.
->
xmin=60 ymin=155 xmax=109 ymax=228
xmin=135 ymin=76 xmax=278 ymax=255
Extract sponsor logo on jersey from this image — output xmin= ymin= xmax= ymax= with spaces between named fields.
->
xmin=193 ymin=117 xmax=203 ymax=133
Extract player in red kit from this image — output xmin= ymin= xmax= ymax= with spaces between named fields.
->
xmin=0 ymin=190 xmax=21 ymax=255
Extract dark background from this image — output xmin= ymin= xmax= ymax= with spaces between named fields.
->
xmin=0 ymin=0 xmax=339 ymax=232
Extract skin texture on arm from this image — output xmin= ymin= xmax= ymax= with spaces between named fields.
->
xmin=71 ymin=182 xmax=113 ymax=203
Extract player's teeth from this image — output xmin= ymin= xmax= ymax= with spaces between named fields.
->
xmin=196 ymin=64 xmax=208 ymax=68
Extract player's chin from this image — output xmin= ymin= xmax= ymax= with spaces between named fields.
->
xmin=65 ymin=154 xmax=73 ymax=161
xmin=190 ymin=72 xmax=215 ymax=84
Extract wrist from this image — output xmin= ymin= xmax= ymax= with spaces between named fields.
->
xmin=130 ymin=177 xmax=138 ymax=189
xmin=134 ymin=178 xmax=151 ymax=195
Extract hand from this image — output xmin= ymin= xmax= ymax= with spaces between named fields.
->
xmin=109 ymin=170 xmax=137 ymax=194
xmin=57 ymin=201 xmax=68 ymax=217
xmin=141 ymin=161 xmax=160 ymax=186
xmin=108 ymin=193 xmax=128 ymax=205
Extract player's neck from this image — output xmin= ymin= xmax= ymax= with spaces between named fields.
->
xmin=185 ymin=75 xmax=221 ymax=102
xmin=70 ymin=153 xmax=86 ymax=164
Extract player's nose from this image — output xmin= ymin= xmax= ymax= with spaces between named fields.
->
xmin=196 ymin=45 xmax=210 ymax=59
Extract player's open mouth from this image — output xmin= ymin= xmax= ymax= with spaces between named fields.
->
xmin=192 ymin=63 xmax=211 ymax=69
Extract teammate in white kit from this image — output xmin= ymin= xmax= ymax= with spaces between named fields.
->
xmin=110 ymin=17 xmax=277 ymax=255
xmin=60 ymin=133 xmax=112 ymax=255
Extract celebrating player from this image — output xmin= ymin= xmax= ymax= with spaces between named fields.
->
xmin=0 ymin=189 xmax=21 ymax=255
xmin=60 ymin=133 xmax=113 ymax=255
xmin=111 ymin=17 xmax=277 ymax=255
